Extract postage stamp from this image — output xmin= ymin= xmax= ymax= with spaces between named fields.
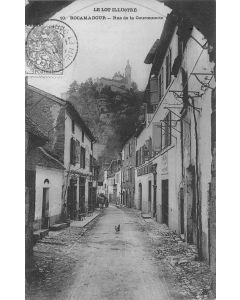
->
xmin=25 ymin=19 xmax=78 ymax=75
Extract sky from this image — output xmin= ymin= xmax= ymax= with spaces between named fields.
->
xmin=28 ymin=0 xmax=171 ymax=97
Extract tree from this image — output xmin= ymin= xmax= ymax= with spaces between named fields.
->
xmin=65 ymin=78 xmax=144 ymax=166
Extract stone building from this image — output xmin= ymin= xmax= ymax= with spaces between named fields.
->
xmin=25 ymin=114 xmax=48 ymax=266
xmin=134 ymin=10 xmax=215 ymax=265
xmin=97 ymin=60 xmax=132 ymax=93
xmin=121 ymin=136 xmax=136 ymax=208
xmin=26 ymin=85 xmax=97 ymax=230
xmin=104 ymin=159 xmax=122 ymax=204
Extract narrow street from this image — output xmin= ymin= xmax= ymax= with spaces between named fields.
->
xmin=26 ymin=206 xmax=214 ymax=300
xmin=62 ymin=205 xmax=172 ymax=300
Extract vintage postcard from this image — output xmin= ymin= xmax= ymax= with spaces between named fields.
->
xmin=25 ymin=0 xmax=216 ymax=299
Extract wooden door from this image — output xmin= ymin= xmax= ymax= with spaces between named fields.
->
xmin=79 ymin=177 xmax=85 ymax=212
xmin=42 ymin=188 xmax=49 ymax=228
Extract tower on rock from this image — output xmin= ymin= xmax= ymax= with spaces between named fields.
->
xmin=125 ymin=60 xmax=131 ymax=89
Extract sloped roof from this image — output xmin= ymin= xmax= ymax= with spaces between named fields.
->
xmin=150 ymin=11 xmax=178 ymax=76
xmin=25 ymin=114 xmax=48 ymax=141
xmin=159 ymin=0 xmax=215 ymax=49
xmin=27 ymin=85 xmax=66 ymax=106
xmin=26 ymin=85 xmax=96 ymax=142
xmin=144 ymin=39 xmax=160 ymax=64
xmin=27 ymin=147 xmax=65 ymax=170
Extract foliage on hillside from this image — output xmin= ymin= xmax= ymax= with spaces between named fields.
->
xmin=66 ymin=78 xmax=144 ymax=164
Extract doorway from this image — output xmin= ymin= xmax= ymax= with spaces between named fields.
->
xmin=162 ymin=180 xmax=169 ymax=225
xmin=180 ymin=187 xmax=184 ymax=234
xmin=79 ymin=177 xmax=85 ymax=212
xmin=88 ymin=182 xmax=93 ymax=211
xmin=42 ymin=187 xmax=49 ymax=229
xmin=67 ymin=179 xmax=77 ymax=219
xmin=139 ymin=183 xmax=142 ymax=210
xmin=148 ymin=180 xmax=152 ymax=213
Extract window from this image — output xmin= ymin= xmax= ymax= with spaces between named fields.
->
xmin=72 ymin=119 xmax=75 ymax=133
xmin=158 ymin=68 xmax=164 ymax=101
xmin=161 ymin=112 xmax=172 ymax=149
xmin=165 ymin=49 xmax=172 ymax=88
xmin=82 ymin=130 xmax=84 ymax=142
xmin=143 ymin=143 xmax=149 ymax=161
xmin=80 ymin=147 xmax=86 ymax=169
xmin=70 ymin=139 xmax=81 ymax=165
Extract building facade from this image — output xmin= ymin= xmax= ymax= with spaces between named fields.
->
xmin=104 ymin=159 xmax=122 ymax=204
xmin=134 ymin=11 xmax=215 ymax=264
xmin=26 ymin=85 xmax=96 ymax=229
xmin=121 ymin=136 xmax=136 ymax=208
xmin=25 ymin=115 xmax=48 ymax=265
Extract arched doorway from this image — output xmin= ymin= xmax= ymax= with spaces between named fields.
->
xmin=138 ymin=183 xmax=142 ymax=211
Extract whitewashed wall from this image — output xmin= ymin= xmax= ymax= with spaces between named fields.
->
xmin=35 ymin=166 xmax=64 ymax=227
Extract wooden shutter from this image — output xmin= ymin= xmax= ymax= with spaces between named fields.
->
xmin=80 ymin=146 xmax=84 ymax=168
xmin=150 ymin=76 xmax=158 ymax=105
xmin=152 ymin=123 xmax=162 ymax=152
xmin=83 ymin=148 xmax=86 ymax=169
xmin=75 ymin=140 xmax=80 ymax=163
xmin=70 ymin=137 xmax=75 ymax=165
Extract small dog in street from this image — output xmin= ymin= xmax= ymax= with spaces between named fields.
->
xmin=115 ymin=224 xmax=120 ymax=233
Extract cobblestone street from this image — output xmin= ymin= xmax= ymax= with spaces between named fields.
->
xmin=26 ymin=206 xmax=215 ymax=300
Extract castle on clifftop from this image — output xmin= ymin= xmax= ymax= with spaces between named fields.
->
xmin=97 ymin=60 xmax=132 ymax=93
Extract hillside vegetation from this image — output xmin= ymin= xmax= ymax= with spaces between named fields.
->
xmin=66 ymin=78 xmax=144 ymax=165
